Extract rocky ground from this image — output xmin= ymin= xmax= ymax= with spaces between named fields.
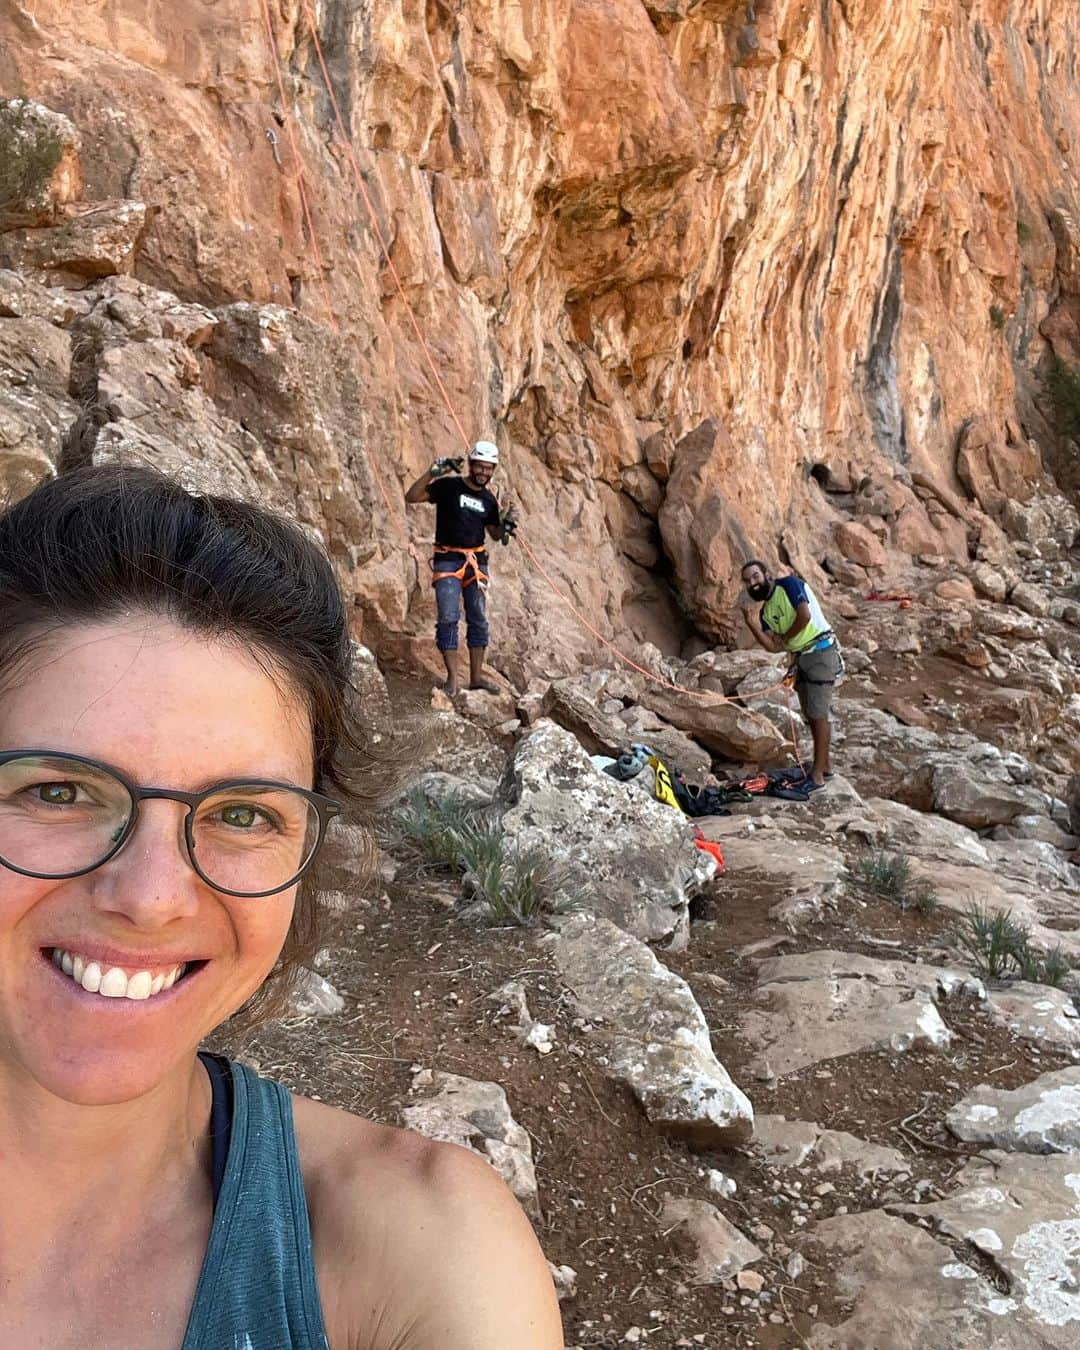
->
xmin=220 ymin=547 xmax=1080 ymax=1350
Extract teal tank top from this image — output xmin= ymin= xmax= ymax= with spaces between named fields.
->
xmin=182 ymin=1057 xmax=330 ymax=1349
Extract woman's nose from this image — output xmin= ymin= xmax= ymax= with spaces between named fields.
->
xmin=87 ymin=800 xmax=203 ymax=926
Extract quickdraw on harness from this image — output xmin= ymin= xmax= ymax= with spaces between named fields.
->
xmin=431 ymin=545 xmax=489 ymax=594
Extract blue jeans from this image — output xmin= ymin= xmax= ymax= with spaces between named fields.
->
xmin=434 ymin=555 xmax=489 ymax=651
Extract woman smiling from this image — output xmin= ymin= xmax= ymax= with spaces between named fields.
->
xmin=0 ymin=466 xmax=563 ymax=1349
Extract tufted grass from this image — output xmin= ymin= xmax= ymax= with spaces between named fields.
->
xmin=850 ymin=849 xmax=939 ymax=915
xmin=957 ymin=902 xmax=1072 ymax=987
xmin=397 ymin=789 xmax=572 ymax=926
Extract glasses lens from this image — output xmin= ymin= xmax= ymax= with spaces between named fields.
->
xmin=0 ymin=754 xmax=132 ymax=878
xmin=190 ymin=786 xmax=320 ymax=896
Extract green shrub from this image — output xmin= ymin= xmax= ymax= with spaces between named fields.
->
xmin=956 ymin=904 xmax=1071 ymax=986
xmin=1016 ymin=219 xmax=1032 ymax=243
xmin=1036 ymin=946 xmax=1072 ymax=989
xmin=989 ymin=304 xmax=1007 ymax=332
xmin=398 ymin=788 xmax=483 ymax=870
xmin=851 ymin=850 xmax=912 ymax=900
xmin=0 ymin=99 xmax=63 ymax=217
xmin=1044 ymin=355 xmax=1080 ymax=442
xmin=959 ymin=903 xmax=1027 ymax=979
xmin=397 ymin=789 xmax=571 ymax=926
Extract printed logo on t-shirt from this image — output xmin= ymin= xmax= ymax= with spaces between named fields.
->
xmin=460 ymin=494 xmax=486 ymax=514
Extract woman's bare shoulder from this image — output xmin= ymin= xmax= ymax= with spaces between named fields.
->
xmin=291 ymin=1094 xmax=563 ymax=1350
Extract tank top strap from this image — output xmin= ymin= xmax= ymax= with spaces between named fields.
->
xmin=182 ymin=1059 xmax=330 ymax=1350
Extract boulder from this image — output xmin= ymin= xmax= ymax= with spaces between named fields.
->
xmin=808 ymin=1209 xmax=1055 ymax=1348
xmin=1010 ymin=581 xmax=1051 ymax=618
xmin=985 ymin=983 xmax=1080 ymax=1053
xmin=0 ymin=311 xmax=77 ymax=496
xmin=658 ymin=1197 xmax=762 ymax=1284
xmin=894 ymin=1152 xmax=1080 ymax=1341
xmin=539 ymin=669 xmax=645 ymax=755
xmin=956 ymin=414 xmax=1040 ymax=515
xmin=947 ymin=1068 xmax=1080 ymax=1154
xmin=0 ymin=99 xmax=83 ymax=229
xmin=0 ymin=200 xmax=147 ymax=278
xmin=639 ymin=684 xmax=788 ymax=764
xmin=290 ymin=968 xmax=345 ymax=1016
xmin=656 ymin=417 xmax=753 ymax=641
xmin=835 ymin=520 xmax=887 ymax=568
xmin=753 ymin=1115 xmax=909 ymax=1178
xmin=409 ymin=709 xmax=508 ymax=780
xmin=739 ymin=951 xmax=973 ymax=1078
xmin=921 ymin=759 xmax=1050 ymax=830
xmin=549 ymin=914 xmax=754 ymax=1147
xmin=350 ymin=642 xmax=393 ymax=738
xmin=934 ymin=576 xmax=977 ymax=603
xmin=968 ymin=562 xmax=1009 ymax=602
xmin=498 ymin=722 xmax=713 ymax=943
xmin=402 ymin=1069 xmax=539 ymax=1217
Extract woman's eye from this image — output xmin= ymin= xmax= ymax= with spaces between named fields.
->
xmin=221 ymin=804 xmax=260 ymax=829
xmin=38 ymin=782 xmax=78 ymax=805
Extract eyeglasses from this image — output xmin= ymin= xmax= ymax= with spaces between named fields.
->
xmin=0 ymin=750 xmax=341 ymax=898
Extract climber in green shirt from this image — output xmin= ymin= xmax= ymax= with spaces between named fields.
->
xmin=741 ymin=560 xmax=842 ymax=791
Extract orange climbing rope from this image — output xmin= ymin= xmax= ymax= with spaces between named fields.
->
xmin=257 ymin=0 xmax=805 ymax=765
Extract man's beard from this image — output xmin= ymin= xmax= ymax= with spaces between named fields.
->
xmin=747 ymin=581 xmax=771 ymax=601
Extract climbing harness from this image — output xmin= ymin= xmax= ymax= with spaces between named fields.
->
xmin=431 ymin=545 xmax=489 ymax=594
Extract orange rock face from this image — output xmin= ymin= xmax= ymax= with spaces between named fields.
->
xmin=0 ymin=2 xmax=1078 ymax=676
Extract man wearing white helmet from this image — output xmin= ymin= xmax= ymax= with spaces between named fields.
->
xmin=405 ymin=440 xmax=517 ymax=697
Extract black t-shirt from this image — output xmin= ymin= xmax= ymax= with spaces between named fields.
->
xmin=427 ymin=475 xmax=501 ymax=550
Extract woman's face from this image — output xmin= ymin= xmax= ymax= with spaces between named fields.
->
xmin=0 ymin=617 xmax=314 ymax=1107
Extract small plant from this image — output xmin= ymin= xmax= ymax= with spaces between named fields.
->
xmin=956 ymin=904 xmax=1071 ymax=986
xmin=849 ymin=850 xmax=940 ymax=915
xmin=989 ymin=304 xmax=1007 ymax=332
xmin=852 ymin=850 xmax=912 ymax=900
xmin=1017 ymin=219 xmax=1032 ymax=243
xmin=0 ymin=99 xmax=64 ymax=218
xmin=958 ymin=903 xmax=1028 ymax=979
xmin=398 ymin=789 xmax=484 ymax=871
xmin=1012 ymin=940 xmax=1045 ymax=984
xmin=397 ymin=789 xmax=570 ymax=926
xmin=1037 ymin=946 xmax=1072 ymax=989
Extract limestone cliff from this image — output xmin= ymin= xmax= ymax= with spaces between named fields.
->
xmin=0 ymin=0 xmax=1077 ymax=677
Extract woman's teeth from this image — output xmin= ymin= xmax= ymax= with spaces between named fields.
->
xmin=50 ymin=948 xmax=186 ymax=1000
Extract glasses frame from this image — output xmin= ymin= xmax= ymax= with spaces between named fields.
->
xmin=0 ymin=749 xmax=342 ymax=899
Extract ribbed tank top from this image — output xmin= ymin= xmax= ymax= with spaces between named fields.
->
xmin=181 ymin=1055 xmax=330 ymax=1349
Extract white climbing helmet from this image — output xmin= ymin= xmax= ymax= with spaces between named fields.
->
xmin=469 ymin=440 xmax=500 ymax=465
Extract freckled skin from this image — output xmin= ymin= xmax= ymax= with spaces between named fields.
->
xmin=0 ymin=619 xmax=309 ymax=1107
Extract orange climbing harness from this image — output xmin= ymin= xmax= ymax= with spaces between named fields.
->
xmin=431 ymin=545 xmax=489 ymax=593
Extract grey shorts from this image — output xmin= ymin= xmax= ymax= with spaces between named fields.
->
xmin=794 ymin=642 xmax=842 ymax=721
